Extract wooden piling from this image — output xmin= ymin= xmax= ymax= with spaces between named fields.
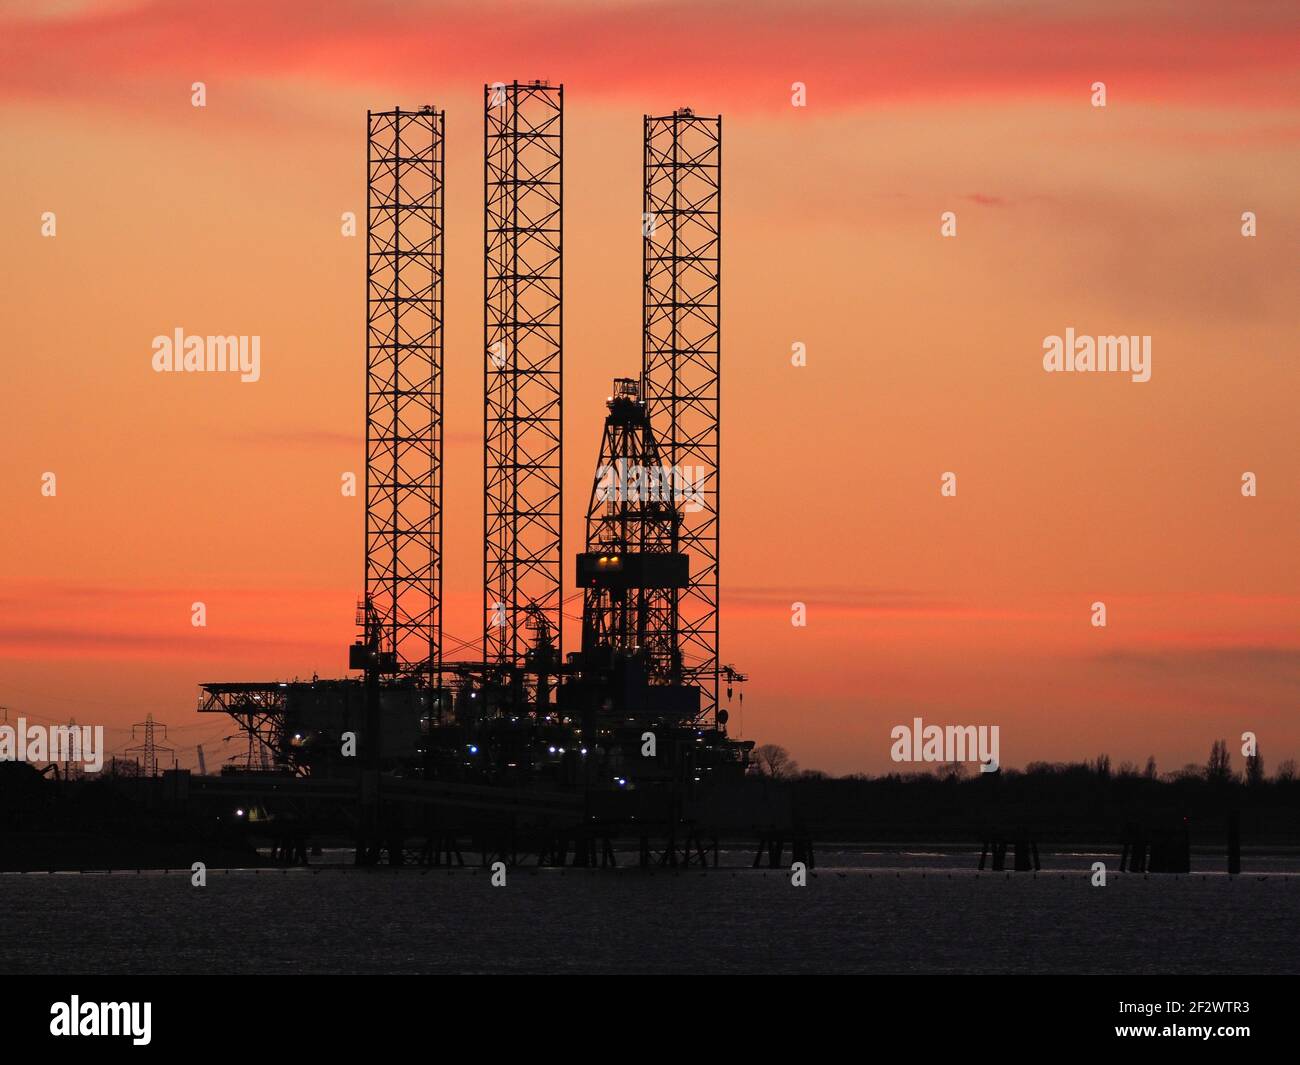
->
xmin=1228 ymin=809 xmax=1241 ymax=876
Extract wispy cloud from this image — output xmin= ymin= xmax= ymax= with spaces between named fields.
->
xmin=725 ymin=586 xmax=1041 ymax=620
xmin=0 ymin=624 xmax=334 ymax=660
xmin=1094 ymin=645 xmax=1300 ymax=681
xmin=1 ymin=0 xmax=1295 ymax=117
xmin=225 ymin=427 xmax=479 ymax=449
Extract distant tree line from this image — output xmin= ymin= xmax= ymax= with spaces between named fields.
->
xmin=747 ymin=741 xmax=1300 ymax=844
xmin=752 ymin=739 xmax=1293 ymax=787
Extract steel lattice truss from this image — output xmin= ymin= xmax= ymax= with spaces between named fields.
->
xmin=197 ymin=684 xmax=293 ymax=773
xmin=484 ymin=82 xmax=564 ymax=668
xmin=584 ymin=379 xmax=680 ymax=676
xmin=366 ymin=108 xmax=444 ymax=680
xmin=642 ymin=111 xmax=721 ymax=720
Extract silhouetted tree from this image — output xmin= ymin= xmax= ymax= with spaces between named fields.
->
xmin=1095 ymin=753 xmax=1111 ymax=779
xmin=752 ymin=744 xmax=799 ymax=781
xmin=1276 ymin=759 xmax=1296 ymax=783
xmin=1143 ymin=755 xmax=1158 ymax=780
xmin=1207 ymin=739 xmax=1232 ymax=783
xmin=940 ymin=758 xmax=967 ymax=781
xmin=1245 ymin=745 xmax=1265 ymax=788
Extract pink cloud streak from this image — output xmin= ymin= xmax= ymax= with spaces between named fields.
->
xmin=1 ymin=0 xmax=1296 ymax=116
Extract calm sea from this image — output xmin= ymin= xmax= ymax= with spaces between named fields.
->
xmin=3 ymin=849 xmax=1296 ymax=974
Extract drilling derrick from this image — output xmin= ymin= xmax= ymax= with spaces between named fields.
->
xmin=580 ymin=377 xmax=684 ymax=681
xmin=642 ymin=109 xmax=722 ymax=722
xmin=484 ymin=81 xmax=565 ymax=697
xmin=362 ymin=107 xmax=444 ymax=683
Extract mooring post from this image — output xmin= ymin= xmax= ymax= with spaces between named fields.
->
xmin=1228 ymin=809 xmax=1241 ymax=876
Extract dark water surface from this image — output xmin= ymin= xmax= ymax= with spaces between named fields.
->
xmin=3 ymin=856 xmax=1297 ymax=974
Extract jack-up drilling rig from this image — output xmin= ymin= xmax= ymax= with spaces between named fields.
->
xmin=198 ymin=90 xmax=753 ymax=864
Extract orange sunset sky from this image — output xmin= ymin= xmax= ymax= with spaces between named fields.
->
xmin=1 ymin=0 xmax=1297 ymax=776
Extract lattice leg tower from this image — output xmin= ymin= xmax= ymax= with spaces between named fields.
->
xmin=642 ymin=109 xmax=721 ymax=719
xmin=366 ymin=107 xmax=444 ymax=681
xmin=484 ymin=81 xmax=564 ymax=671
